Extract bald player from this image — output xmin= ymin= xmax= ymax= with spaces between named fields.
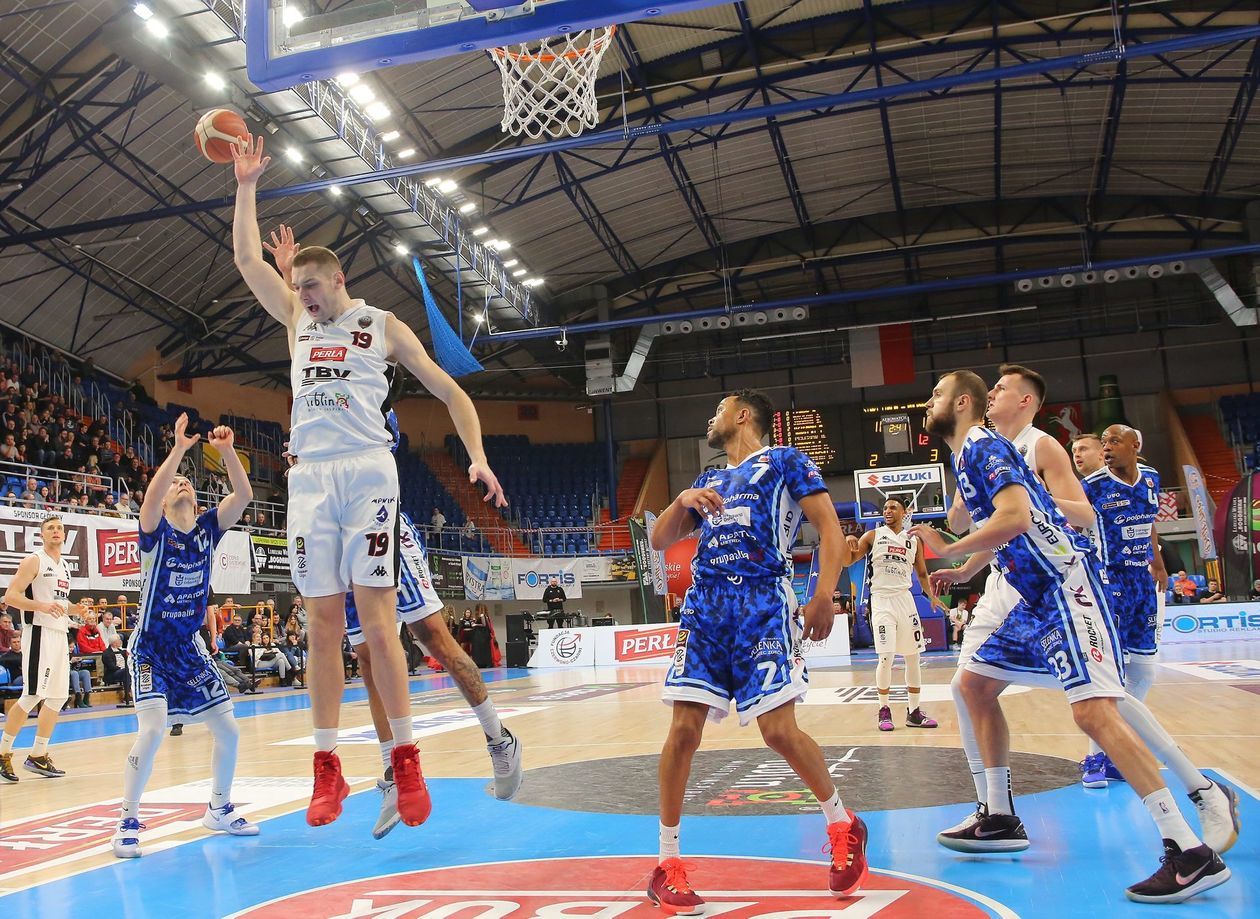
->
xmin=1078 ymin=425 xmax=1171 ymax=786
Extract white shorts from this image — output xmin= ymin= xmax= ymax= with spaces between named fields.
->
xmin=958 ymin=567 xmax=1021 ymax=664
xmin=287 ymin=450 xmax=399 ymax=597
xmin=870 ymin=592 xmax=925 ymax=655
xmin=345 ymin=516 xmax=445 ymax=647
xmin=18 ymin=623 xmax=70 ymax=703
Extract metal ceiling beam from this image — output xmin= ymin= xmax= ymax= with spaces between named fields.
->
xmin=551 ymin=153 xmax=641 ymax=278
xmin=614 ymin=26 xmax=722 ymax=252
xmin=735 ymin=2 xmax=812 ymax=241
xmin=486 ymin=241 xmax=1260 ymax=342
xmin=7 ymin=23 xmax=1256 ymax=253
xmin=1202 ymin=38 xmax=1260 ymax=197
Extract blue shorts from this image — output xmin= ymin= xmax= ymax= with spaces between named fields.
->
xmin=130 ymin=639 xmax=232 ymax=724
xmin=1110 ymin=570 xmax=1160 ymax=656
xmin=662 ymin=575 xmax=806 ymax=726
xmin=967 ymin=560 xmax=1126 ymax=702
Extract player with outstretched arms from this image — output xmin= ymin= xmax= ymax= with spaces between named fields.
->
xmin=230 ymin=136 xmax=506 ymax=828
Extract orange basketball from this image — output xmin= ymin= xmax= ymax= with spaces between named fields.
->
xmin=194 ymin=109 xmax=249 ymax=163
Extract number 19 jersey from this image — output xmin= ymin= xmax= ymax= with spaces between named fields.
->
xmin=290 ymin=300 xmax=395 ymax=462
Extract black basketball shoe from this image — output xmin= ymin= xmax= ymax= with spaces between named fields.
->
xmin=937 ymin=811 xmax=1029 ymax=853
xmin=1125 ymin=840 xmax=1230 ymax=904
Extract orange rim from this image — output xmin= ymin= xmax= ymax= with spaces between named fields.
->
xmin=492 ymin=24 xmax=616 ymax=63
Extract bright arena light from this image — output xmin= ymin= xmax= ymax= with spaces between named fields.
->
xmin=285 ymin=147 xmax=302 ymax=163
xmin=204 ymin=72 xmax=226 ymax=91
xmin=393 ymin=242 xmax=409 ymax=255
xmin=329 ymin=185 xmax=342 ymax=197
xmin=364 ymin=101 xmax=390 ymax=121
xmin=472 ymin=225 xmax=490 ymax=236
xmin=458 ymin=202 xmax=475 ymax=213
xmin=424 ymin=176 xmax=442 ymax=188
xmin=133 ymin=4 xmax=154 ymax=20
xmin=349 ymin=83 xmax=374 ymax=104
xmin=380 ymin=130 xmax=400 ymax=142
xmin=397 ymin=147 xmax=415 ymax=159
xmin=282 ymin=5 xmax=304 ymax=28
xmin=502 ymin=259 xmax=518 ymax=268
xmin=437 ymin=178 xmax=457 ymax=194
xmin=145 ymin=17 xmax=168 ymax=38
xmin=336 ymin=72 xmax=360 ymax=87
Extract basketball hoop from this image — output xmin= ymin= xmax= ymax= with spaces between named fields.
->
xmin=490 ymin=25 xmax=616 ymax=139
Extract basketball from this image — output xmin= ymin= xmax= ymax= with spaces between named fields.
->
xmin=194 ymin=109 xmax=249 ymax=163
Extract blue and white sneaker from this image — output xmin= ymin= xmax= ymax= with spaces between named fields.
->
xmin=1080 ymin=753 xmax=1108 ymax=788
xmin=1103 ymin=758 xmax=1126 ymax=783
xmin=112 ymin=818 xmax=145 ymax=858
xmin=202 ymin=802 xmax=260 ymax=836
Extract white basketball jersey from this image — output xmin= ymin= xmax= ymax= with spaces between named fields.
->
xmin=869 ymin=525 xmax=917 ymax=594
xmin=985 ymin=423 xmax=1051 ymax=575
xmin=289 ymin=301 xmax=395 ymax=462
xmin=24 ymin=549 xmax=71 ymax=632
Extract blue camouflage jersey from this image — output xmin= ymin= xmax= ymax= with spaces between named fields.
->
xmin=129 ymin=509 xmax=223 ymax=658
xmin=687 ymin=446 xmax=827 ymax=582
xmin=1082 ymin=464 xmax=1160 ymax=579
xmin=952 ymin=427 xmax=1097 ymax=603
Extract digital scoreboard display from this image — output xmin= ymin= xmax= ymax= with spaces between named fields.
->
xmin=772 ymin=402 xmax=943 ymax=473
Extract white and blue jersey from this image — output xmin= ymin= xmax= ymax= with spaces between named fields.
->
xmin=953 ymin=427 xmax=1125 ymax=701
xmin=687 ymin=446 xmax=828 ymax=582
xmin=129 ymin=509 xmax=233 ymax=722
xmin=663 ymin=446 xmax=828 ymax=725
xmin=344 ymin=511 xmax=444 ymax=646
xmin=1083 ymin=464 xmax=1162 ymax=655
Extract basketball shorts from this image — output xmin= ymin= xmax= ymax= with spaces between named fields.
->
xmin=966 ymin=561 xmax=1126 ymax=702
xmin=662 ymin=576 xmax=806 ymax=726
xmin=130 ymin=637 xmax=233 ymax=724
xmin=345 ymin=517 xmax=444 ymax=647
xmin=287 ymin=449 xmax=399 ymax=597
xmin=17 ymin=623 xmax=69 ymax=704
xmin=870 ymin=592 xmax=925 ymax=655
xmin=1109 ymin=570 xmax=1161 ymax=657
xmin=958 ymin=567 xmax=1021 ymax=665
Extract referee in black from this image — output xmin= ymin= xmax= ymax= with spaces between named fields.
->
xmin=543 ymin=578 xmax=567 ymax=629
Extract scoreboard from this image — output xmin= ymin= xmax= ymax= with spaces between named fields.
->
xmin=771 ymin=402 xmax=943 ymax=474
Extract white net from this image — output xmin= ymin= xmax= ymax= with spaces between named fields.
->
xmin=491 ymin=26 xmax=616 ymax=139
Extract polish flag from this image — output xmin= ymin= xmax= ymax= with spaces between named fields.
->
xmin=850 ymin=323 xmax=915 ymax=388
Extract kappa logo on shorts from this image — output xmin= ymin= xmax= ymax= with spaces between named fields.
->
xmin=370 ymin=565 xmax=387 ymax=577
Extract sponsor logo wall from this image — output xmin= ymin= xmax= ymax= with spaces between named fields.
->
xmin=529 ymin=619 xmax=850 ymax=668
xmin=1162 ymin=601 xmax=1260 ymax=642
xmin=463 ymin=556 xmax=514 ymax=600
xmin=511 ymin=558 xmax=583 ymax=599
xmin=250 ymin=534 xmax=290 ymax=580
xmin=0 ymin=506 xmax=91 ymax=588
xmin=428 ymin=551 xmax=465 ymax=597
xmin=212 ymin=530 xmax=252 ymax=594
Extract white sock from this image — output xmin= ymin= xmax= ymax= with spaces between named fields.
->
xmin=473 ymin=698 xmax=504 ymax=739
xmin=206 ymin=711 xmax=238 ymax=811
xmin=659 ymin=822 xmax=680 ymax=862
xmin=819 ymin=789 xmax=848 ymax=826
xmin=907 ymin=688 xmax=920 ymax=713
xmin=1117 ymin=694 xmax=1210 ymax=794
xmin=388 ymin=715 xmax=414 ymax=746
xmin=121 ymin=799 xmax=141 ymax=821
xmin=31 ymin=735 xmax=49 ymax=757
xmin=380 ymin=739 xmax=395 ymax=773
xmin=1088 ymin=738 xmax=1103 ymax=757
xmin=1143 ymin=787 xmax=1200 ymax=850
xmin=0 ymin=731 xmax=14 ymax=756
xmin=951 ymin=671 xmax=987 ymax=803
xmin=986 ymin=766 xmax=1014 ymax=816
xmin=313 ymin=728 xmax=338 ymax=753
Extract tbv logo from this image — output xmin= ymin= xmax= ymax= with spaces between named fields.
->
xmin=301 ymin=366 xmax=351 ymax=385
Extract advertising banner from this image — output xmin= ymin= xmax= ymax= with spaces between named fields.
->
xmin=1183 ymin=465 xmax=1217 ymax=560
xmin=211 ymin=530 xmax=252 ymax=594
xmin=0 ymin=507 xmax=101 ymax=590
xmin=250 ymin=534 xmax=291 ymax=581
xmin=528 ymin=619 xmax=851 ymax=668
xmin=428 ymin=551 xmax=465 ymax=598
xmin=89 ymin=519 xmax=143 ymax=591
xmin=463 ymin=556 xmax=514 ymax=600
xmin=664 ymin=537 xmax=698 ymax=598
xmin=1162 ymin=601 xmax=1260 ymax=643
xmin=1218 ymin=474 xmax=1252 ymax=595
xmin=510 ymin=558 xmax=584 ymax=600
